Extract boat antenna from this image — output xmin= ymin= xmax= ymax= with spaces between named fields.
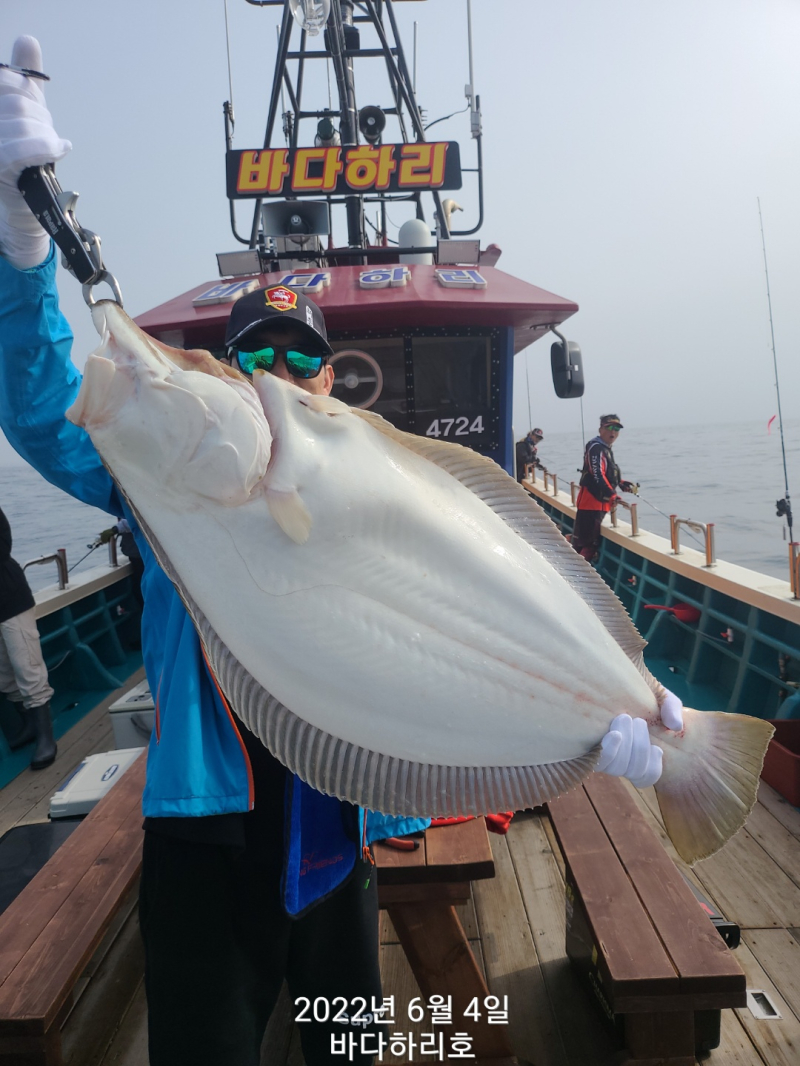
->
xmin=413 ymin=21 xmax=418 ymax=94
xmin=758 ymin=197 xmax=793 ymax=542
xmin=223 ymin=0 xmax=236 ymax=117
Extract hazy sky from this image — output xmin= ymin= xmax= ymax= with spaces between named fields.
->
xmin=2 ymin=0 xmax=800 ymax=467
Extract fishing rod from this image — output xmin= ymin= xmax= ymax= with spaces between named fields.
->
xmin=533 ymin=454 xmax=708 ymax=552
xmin=758 ymin=198 xmax=793 ymax=543
xmin=67 ymin=540 xmax=101 ymax=574
xmin=635 ymin=491 xmax=706 ymax=549
xmin=524 ymin=351 xmax=533 ymax=430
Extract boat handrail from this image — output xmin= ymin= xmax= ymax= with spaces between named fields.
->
xmin=107 ymin=536 xmax=119 ymax=568
xmin=22 ymin=548 xmax=69 ymax=590
xmin=610 ymin=498 xmax=640 ymax=537
xmin=670 ymin=515 xmax=716 ymax=567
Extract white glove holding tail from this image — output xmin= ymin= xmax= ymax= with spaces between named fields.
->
xmin=596 ymin=689 xmax=684 ymax=788
xmin=0 ymin=36 xmax=71 ymax=268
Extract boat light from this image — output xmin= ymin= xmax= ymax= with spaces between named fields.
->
xmin=289 ymin=0 xmax=331 ymax=36
xmin=437 ymin=239 xmax=480 ymax=266
xmin=216 ymin=250 xmax=262 ymax=278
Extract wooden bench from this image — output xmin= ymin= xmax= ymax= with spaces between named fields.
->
xmin=0 ymin=752 xmax=145 ymax=1066
xmin=374 ymin=818 xmax=518 ymax=1065
xmin=547 ymin=774 xmax=746 ymax=1066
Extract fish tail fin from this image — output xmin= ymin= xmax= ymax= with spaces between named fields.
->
xmin=653 ymin=707 xmax=774 ymax=865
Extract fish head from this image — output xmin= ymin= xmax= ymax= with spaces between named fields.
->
xmin=66 ymin=301 xmax=273 ymax=508
xmin=251 ymin=367 xmax=355 ymax=483
xmin=249 ymin=368 xmax=360 ymax=544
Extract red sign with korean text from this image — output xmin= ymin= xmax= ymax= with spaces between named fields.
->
xmin=226 ymin=142 xmax=461 ymax=199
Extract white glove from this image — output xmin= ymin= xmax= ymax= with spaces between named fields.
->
xmin=595 ymin=689 xmax=684 ymax=789
xmin=0 ymin=36 xmax=71 ymax=268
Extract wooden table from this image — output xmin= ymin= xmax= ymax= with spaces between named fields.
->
xmin=0 ymin=753 xmax=145 ymax=1066
xmin=548 ymin=775 xmax=746 ymax=1066
xmin=374 ymin=818 xmax=518 ymax=1065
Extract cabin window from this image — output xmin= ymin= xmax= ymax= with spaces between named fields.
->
xmin=411 ymin=336 xmax=491 ymax=434
xmin=329 ymin=336 xmax=408 ymax=428
xmin=329 ymin=328 xmax=501 ymax=452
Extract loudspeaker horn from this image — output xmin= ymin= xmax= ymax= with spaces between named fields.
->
xmin=261 ymin=200 xmax=330 ymax=238
xmin=359 ymin=106 xmax=386 ymax=144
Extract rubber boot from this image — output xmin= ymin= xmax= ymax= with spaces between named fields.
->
xmin=29 ymin=702 xmax=57 ymax=770
xmin=7 ymin=708 xmax=37 ymax=751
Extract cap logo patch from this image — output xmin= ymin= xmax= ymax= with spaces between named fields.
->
xmin=264 ymin=286 xmax=298 ymax=312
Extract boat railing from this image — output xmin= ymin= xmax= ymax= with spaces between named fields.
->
xmin=610 ymin=498 xmax=640 ymax=537
xmin=107 ymin=536 xmax=119 ymax=568
xmin=790 ymin=542 xmax=800 ymax=600
xmin=22 ymin=549 xmax=69 ymax=590
xmin=534 ymin=470 xmax=641 ymax=535
xmin=670 ymin=515 xmax=716 ymax=567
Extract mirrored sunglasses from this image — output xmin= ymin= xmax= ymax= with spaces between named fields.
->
xmin=603 ymin=423 xmax=622 ymax=431
xmin=232 ymin=345 xmax=327 ymax=379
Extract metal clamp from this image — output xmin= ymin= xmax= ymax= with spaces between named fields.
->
xmin=17 ymin=164 xmax=123 ymax=307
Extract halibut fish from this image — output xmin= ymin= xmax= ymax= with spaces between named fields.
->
xmin=67 ymin=302 xmax=774 ymax=864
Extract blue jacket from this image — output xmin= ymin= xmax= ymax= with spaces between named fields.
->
xmin=0 ymin=246 xmax=427 ymax=912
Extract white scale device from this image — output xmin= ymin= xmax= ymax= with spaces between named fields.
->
xmin=108 ymin=677 xmax=155 ymax=748
xmin=49 ymin=747 xmax=145 ymax=819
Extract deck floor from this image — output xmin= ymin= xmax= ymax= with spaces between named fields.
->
xmin=4 ymin=684 xmax=800 ymax=1065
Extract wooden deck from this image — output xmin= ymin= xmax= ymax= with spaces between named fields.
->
xmin=2 ymin=682 xmax=800 ymax=1065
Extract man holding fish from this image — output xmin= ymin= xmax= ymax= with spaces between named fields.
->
xmin=0 ymin=33 xmax=773 ymax=1066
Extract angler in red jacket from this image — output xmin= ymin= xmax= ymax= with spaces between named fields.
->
xmin=572 ymin=415 xmax=636 ymax=561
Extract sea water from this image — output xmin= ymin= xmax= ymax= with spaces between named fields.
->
xmin=2 ymin=417 xmax=800 ymax=591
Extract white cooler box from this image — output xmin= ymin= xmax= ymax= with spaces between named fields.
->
xmin=49 ymin=747 xmax=145 ymax=819
xmin=109 ymin=678 xmax=155 ymax=748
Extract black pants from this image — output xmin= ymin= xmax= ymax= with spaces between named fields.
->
xmin=140 ymin=831 xmax=382 ymax=1066
xmin=572 ymin=508 xmax=606 ymax=560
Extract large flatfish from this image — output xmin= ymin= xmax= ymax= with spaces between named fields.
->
xmin=66 ymin=302 xmax=774 ymax=864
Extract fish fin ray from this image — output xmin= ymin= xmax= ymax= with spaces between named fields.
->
xmin=654 ymin=707 xmax=774 ymax=864
xmin=352 ymin=408 xmax=647 ymax=664
xmin=267 ymin=488 xmax=312 ymax=544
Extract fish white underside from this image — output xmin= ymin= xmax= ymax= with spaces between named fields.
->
xmin=66 ymin=304 xmax=776 ymax=851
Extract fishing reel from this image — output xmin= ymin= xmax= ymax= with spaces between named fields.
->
xmin=776 ymin=497 xmax=792 ymax=520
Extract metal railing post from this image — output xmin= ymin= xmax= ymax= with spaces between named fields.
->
xmin=108 ymin=536 xmax=119 ymax=567
xmin=705 ymin=523 xmax=716 ymax=567
xmin=570 ymin=481 xmax=577 ymax=505
xmin=610 ymin=503 xmax=618 ymax=528
xmin=22 ymin=551 xmax=69 ymax=590
xmin=55 ymin=548 xmax=68 ymax=589
xmin=630 ymin=503 xmax=639 ymax=536
xmin=670 ymin=515 xmax=679 ymax=553
xmin=543 ymin=470 xmax=549 ymax=493
xmin=790 ymin=542 xmax=799 ymax=598
xmin=552 ymin=473 xmax=558 ymax=496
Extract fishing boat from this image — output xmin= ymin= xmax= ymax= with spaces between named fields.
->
xmin=3 ymin=2 xmax=800 ymax=1064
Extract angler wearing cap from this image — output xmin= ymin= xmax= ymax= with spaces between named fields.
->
xmin=0 ymin=36 xmax=425 ymax=1066
xmin=223 ymin=283 xmax=336 ymax=389
xmin=572 ymin=415 xmax=637 ymax=561
xmin=515 ymin=427 xmax=544 ymax=483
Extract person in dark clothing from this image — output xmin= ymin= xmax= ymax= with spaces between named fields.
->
xmin=515 ymin=427 xmax=543 ymax=483
xmin=572 ymin=415 xmax=637 ymax=561
xmin=0 ymin=505 xmax=56 ymax=767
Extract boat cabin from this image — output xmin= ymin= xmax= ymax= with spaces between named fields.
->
xmin=135 ymin=261 xmax=579 ymax=473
